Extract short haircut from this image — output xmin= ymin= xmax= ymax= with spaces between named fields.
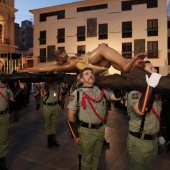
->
xmin=144 ymin=60 xmax=151 ymax=64
xmin=79 ymin=68 xmax=93 ymax=78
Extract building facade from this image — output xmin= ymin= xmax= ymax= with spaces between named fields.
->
xmin=14 ymin=20 xmax=34 ymax=68
xmin=30 ymin=0 xmax=168 ymax=75
xmin=0 ymin=0 xmax=19 ymax=73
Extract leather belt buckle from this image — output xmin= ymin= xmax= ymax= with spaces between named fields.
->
xmin=80 ymin=121 xmax=103 ymax=129
xmin=130 ymin=131 xmax=157 ymax=140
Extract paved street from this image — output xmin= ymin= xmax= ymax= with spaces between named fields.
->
xmin=6 ymin=94 xmax=170 ymax=170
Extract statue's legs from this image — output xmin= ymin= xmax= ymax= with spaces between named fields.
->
xmin=88 ymin=43 xmax=146 ymax=73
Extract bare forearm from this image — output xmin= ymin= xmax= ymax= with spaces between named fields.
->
xmin=132 ymin=101 xmax=143 ymax=115
xmin=68 ymin=109 xmax=76 ymax=122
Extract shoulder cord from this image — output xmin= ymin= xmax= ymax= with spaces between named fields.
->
xmin=82 ymin=89 xmax=107 ymax=121
xmin=49 ymin=83 xmax=61 ymax=102
xmin=0 ymin=84 xmax=9 ymax=103
xmin=49 ymin=83 xmax=59 ymax=94
xmin=42 ymin=83 xmax=49 ymax=102
xmin=42 ymin=82 xmax=60 ymax=102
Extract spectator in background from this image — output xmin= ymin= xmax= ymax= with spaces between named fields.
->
xmin=26 ymin=82 xmax=32 ymax=104
xmin=60 ymin=82 xmax=68 ymax=109
xmin=33 ymin=83 xmax=42 ymax=110
xmin=8 ymin=70 xmax=23 ymax=121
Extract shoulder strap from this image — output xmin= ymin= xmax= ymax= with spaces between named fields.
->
xmin=42 ymin=83 xmax=49 ymax=102
xmin=0 ymin=91 xmax=9 ymax=103
xmin=152 ymin=107 xmax=160 ymax=121
xmin=76 ymin=90 xmax=80 ymax=107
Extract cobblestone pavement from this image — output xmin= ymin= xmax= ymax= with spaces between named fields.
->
xmin=6 ymin=94 xmax=170 ymax=170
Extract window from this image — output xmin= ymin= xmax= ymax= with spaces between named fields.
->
xmin=58 ymin=47 xmax=65 ymax=50
xmin=99 ymin=24 xmax=108 ymax=40
xmin=77 ymin=45 xmax=85 ymax=55
xmin=39 ymin=48 xmax=46 ymax=62
xmin=77 ymin=26 xmax=85 ymax=41
xmin=40 ymin=13 xmax=47 ymax=22
xmin=122 ymin=43 xmax=132 ymax=59
xmin=39 ymin=31 xmax=46 ymax=45
xmin=168 ymin=37 xmax=170 ymax=49
xmin=147 ymin=19 xmax=158 ymax=36
xmin=57 ymin=28 xmax=65 ymax=43
xmin=22 ymin=30 xmax=26 ymax=35
xmin=57 ymin=10 xmax=65 ymax=19
xmin=133 ymin=0 xmax=147 ymax=5
xmin=147 ymin=0 xmax=157 ymax=8
xmin=22 ymin=38 xmax=25 ymax=43
xmin=40 ymin=10 xmax=65 ymax=22
xmin=122 ymin=1 xmax=132 ymax=11
xmin=168 ymin=53 xmax=170 ymax=65
xmin=47 ymin=45 xmax=55 ymax=61
xmin=147 ymin=41 xmax=158 ymax=58
xmin=0 ymin=24 xmax=2 ymax=43
xmin=77 ymin=4 xmax=107 ymax=12
xmin=122 ymin=21 xmax=132 ymax=38
xmin=168 ymin=21 xmax=170 ymax=29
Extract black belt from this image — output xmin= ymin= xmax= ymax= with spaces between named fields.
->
xmin=130 ymin=131 xmax=157 ymax=140
xmin=79 ymin=121 xmax=103 ymax=129
xmin=43 ymin=102 xmax=57 ymax=106
xmin=0 ymin=109 xmax=7 ymax=115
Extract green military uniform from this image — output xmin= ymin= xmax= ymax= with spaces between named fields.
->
xmin=127 ymin=91 xmax=161 ymax=170
xmin=42 ymin=81 xmax=61 ymax=148
xmin=0 ymin=81 xmax=13 ymax=169
xmin=68 ymin=86 xmax=113 ymax=170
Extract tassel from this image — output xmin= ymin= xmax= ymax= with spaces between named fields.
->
xmin=81 ymin=93 xmax=86 ymax=109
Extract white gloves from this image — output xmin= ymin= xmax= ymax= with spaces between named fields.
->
xmin=145 ymin=73 xmax=162 ymax=88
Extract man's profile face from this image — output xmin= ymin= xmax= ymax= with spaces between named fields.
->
xmin=144 ymin=63 xmax=157 ymax=73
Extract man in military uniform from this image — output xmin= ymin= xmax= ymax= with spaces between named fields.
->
xmin=0 ymin=58 xmax=25 ymax=169
xmin=67 ymin=68 xmax=121 ymax=170
xmin=0 ymin=80 xmax=24 ymax=170
xmin=41 ymin=80 xmax=62 ymax=148
xmin=127 ymin=61 xmax=162 ymax=170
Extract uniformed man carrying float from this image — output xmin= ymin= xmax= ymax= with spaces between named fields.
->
xmin=127 ymin=61 xmax=162 ymax=170
xmin=67 ymin=68 xmax=121 ymax=170
xmin=0 ymin=58 xmax=25 ymax=170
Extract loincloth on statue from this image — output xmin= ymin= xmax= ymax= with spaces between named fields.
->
xmin=76 ymin=53 xmax=107 ymax=74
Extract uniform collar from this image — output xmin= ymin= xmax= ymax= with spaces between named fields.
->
xmin=81 ymin=85 xmax=98 ymax=92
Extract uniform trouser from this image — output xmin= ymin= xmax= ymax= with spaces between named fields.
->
xmin=42 ymin=104 xmax=59 ymax=135
xmin=77 ymin=125 xmax=105 ymax=170
xmin=0 ymin=113 xmax=9 ymax=158
xmin=36 ymin=98 xmax=41 ymax=105
xmin=127 ymin=134 xmax=158 ymax=170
